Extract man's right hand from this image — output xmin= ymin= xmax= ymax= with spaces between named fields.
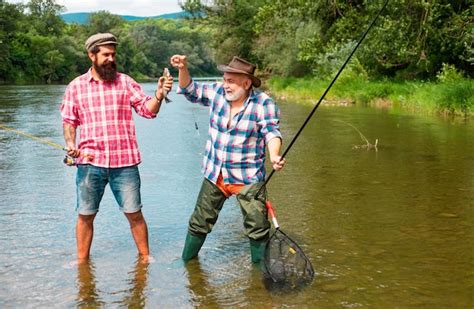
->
xmin=170 ymin=55 xmax=187 ymax=70
xmin=66 ymin=144 xmax=81 ymax=158
xmin=170 ymin=55 xmax=191 ymax=89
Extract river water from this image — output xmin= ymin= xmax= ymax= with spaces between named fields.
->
xmin=0 ymin=84 xmax=472 ymax=307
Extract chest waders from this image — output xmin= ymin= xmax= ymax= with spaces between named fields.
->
xmin=182 ymin=178 xmax=269 ymax=263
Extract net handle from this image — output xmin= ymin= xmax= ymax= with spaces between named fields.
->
xmin=265 ymin=200 xmax=280 ymax=229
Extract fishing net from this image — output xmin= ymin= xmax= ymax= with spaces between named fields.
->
xmin=262 ymin=228 xmax=315 ymax=288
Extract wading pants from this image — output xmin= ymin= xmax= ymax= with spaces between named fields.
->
xmin=188 ymin=178 xmax=270 ymax=241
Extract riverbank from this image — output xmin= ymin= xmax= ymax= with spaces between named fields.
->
xmin=267 ymin=77 xmax=473 ymax=118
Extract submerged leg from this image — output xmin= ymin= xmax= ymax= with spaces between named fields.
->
xmin=76 ymin=214 xmax=97 ymax=261
xmin=125 ymin=210 xmax=150 ymax=258
xmin=237 ymin=182 xmax=270 ymax=264
xmin=249 ymin=239 xmax=268 ymax=264
xmin=182 ymin=232 xmax=207 ymax=261
xmin=182 ymin=178 xmax=227 ymax=261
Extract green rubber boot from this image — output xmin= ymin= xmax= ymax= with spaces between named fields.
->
xmin=249 ymin=239 xmax=267 ymax=264
xmin=182 ymin=233 xmax=206 ymax=261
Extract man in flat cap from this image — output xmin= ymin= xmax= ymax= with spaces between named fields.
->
xmin=170 ymin=54 xmax=285 ymax=264
xmin=61 ymin=33 xmax=173 ymax=262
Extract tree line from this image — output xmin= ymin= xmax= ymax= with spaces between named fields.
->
xmin=1 ymin=0 xmax=471 ymax=85
xmin=0 ymin=0 xmax=218 ymax=84
xmin=182 ymin=0 xmax=472 ymax=81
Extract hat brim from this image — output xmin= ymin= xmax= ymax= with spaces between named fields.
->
xmin=217 ymin=64 xmax=261 ymax=87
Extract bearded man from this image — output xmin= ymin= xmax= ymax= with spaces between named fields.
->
xmin=170 ymin=55 xmax=285 ymax=264
xmin=61 ymin=33 xmax=173 ymax=262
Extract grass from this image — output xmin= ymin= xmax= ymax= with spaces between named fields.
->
xmin=267 ymin=76 xmax=473 ymax=117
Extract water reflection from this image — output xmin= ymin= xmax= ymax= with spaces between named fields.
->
xmin=184 ymin=258 xmax=280 ymax=307
xmin=76 ymin=260 xmax=103 ymax=307
xmin=76 ymin=257 xmax=150 ymax=308
xmin=120 ymin=258 xmax=150 ymax=308
xmin=185 ymin=259 xmax=219 ymax=307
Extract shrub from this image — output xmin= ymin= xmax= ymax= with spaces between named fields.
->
xmin=436 ymin=63 xmax=464 ymax=83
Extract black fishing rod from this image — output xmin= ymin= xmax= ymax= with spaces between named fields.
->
xmin=258 ymin=0 xmax=389 ymax=195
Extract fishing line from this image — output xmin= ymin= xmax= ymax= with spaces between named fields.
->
xmin=0 ymin=123 xmax=91 ymax=165
xmin=0 ymin=123 xmax=66 ymax=151
xmin=259 ymin=0 xmax=389 ymax=194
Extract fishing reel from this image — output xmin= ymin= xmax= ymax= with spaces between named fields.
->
xmin=63 ymin=155 xmax=76 ymax=166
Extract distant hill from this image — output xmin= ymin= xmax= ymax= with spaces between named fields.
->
xmin=61 ymin=11 xmax=189 ymax=24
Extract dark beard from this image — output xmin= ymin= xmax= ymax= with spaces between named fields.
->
xmin=93 ymin=60 xmax=117 ymax=81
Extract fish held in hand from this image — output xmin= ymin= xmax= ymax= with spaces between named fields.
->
xmin=162 ymin=68 xmax=172 ymax=103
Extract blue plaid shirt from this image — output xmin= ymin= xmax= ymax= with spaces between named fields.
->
xmin=177 ymin=81 xmax=282 ymax=185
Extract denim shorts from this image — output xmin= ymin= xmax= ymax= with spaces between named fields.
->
xmin=76 ymin=164 xmax=142 ymax=215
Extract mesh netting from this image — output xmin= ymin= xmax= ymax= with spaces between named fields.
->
xmin=262 ymin=229 xmax=314 ymax=287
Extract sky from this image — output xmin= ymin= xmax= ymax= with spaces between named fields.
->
xmin=6 ymin=0 xmax=183 ymax=16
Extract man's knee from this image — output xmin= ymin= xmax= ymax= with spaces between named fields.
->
xmin=78 ymin=214 xmax=96 ymax=226
xmin=125 ymin=210 xmax=146 ymax=225
xmin=188 ymin=212 xmax=213 ymax=236
xmin=239 ymin=199 xmax=270 ymax=241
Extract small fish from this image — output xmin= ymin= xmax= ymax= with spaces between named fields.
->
xmin=162 ymin=68 xmax=172 ymax=103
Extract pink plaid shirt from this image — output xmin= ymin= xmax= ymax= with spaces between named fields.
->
xmin=60 ymin=69 xmax=156 ymax=168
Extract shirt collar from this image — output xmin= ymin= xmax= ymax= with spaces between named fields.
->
xmin=242 ymin=88 xmax=258 ymax=106
xmin=86 ymin=68 xmax=96 ymax=82
xmin=248 ymin=88 xmax=258 ymax=101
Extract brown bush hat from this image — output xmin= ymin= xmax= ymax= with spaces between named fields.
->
xmin=217 ymin=56 xmax=261 ymax=87
xmin=85 ymin=33 xmax=118 ymax=51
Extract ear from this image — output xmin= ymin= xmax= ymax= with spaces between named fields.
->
xmin=88 ymin=52 xmax=96 ymax=62
xmin=244 ymin=78 xmax=252 ymax=90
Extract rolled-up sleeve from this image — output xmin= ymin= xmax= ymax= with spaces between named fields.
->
xmin=60 ymin=84 xmax=80 ymax=128
xmin=128 ymin=77 xmax=156 ymax=119
xmin=258 ymin=98 xmax=282 ymax=143
xmin=177 ymin=80 xmax=218 ymax=107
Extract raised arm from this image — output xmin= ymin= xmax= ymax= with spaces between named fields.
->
xmin=170 ymin=55 xmax=191 ymax=89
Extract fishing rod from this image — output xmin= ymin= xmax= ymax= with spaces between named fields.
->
xmin=0 ymin=123 xmax=91 ymax=166
xmin=259 ymin=0 xmax=389 ymax=194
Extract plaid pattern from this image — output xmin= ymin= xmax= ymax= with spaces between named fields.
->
xmin=178 ymin=81 xmax=282 ymax=184
xmin=60 ymin=69 xmax=155 ymax=168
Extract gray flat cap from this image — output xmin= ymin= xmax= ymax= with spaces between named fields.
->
xmin=85 ymin=33 xmax=118 ymax=51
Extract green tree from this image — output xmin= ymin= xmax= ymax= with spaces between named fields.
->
xmin=26 ymin=0 xmax=65 ymax=36
xmin=185 ymin=0 xmax=472 ymax=79
xmin=0 ymin=1 xmax=25 ymax=82
xmin=181 ymin=0 xmax=265 ymax=64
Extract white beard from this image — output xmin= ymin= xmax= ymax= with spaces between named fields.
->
xmin=225 ymin=87 xmax=247 ymax=102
